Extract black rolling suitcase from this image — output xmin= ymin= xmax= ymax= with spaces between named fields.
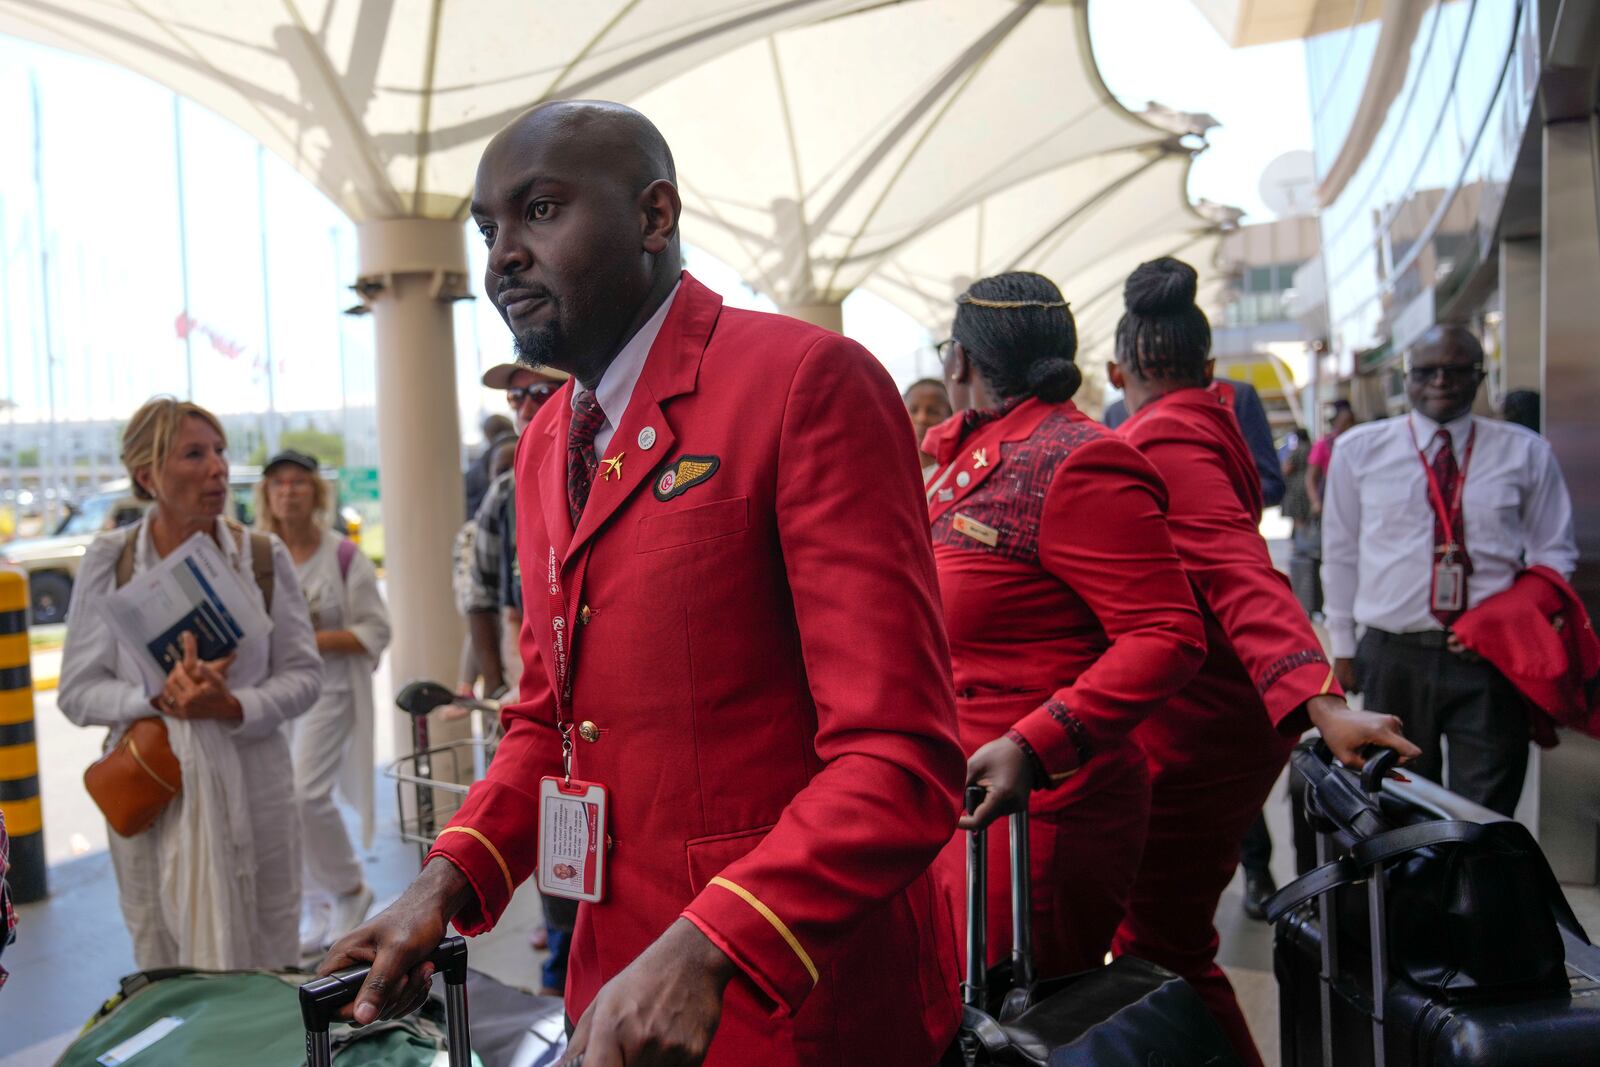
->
xmin=300 ymin=934 xmax=474 ymax=1066
xmin=952 ymin=786 xmax=1241 ymax=1066
xmin=1267 ymin=741 xmax=1600 ymax=1067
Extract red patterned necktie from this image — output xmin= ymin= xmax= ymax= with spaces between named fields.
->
xmin=567 ymin=391 xmax=606 ymax=528
xmin=1429 ymin=428 xmax=1468 ymax=627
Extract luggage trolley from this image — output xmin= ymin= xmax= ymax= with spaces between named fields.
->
xmin=386 ymin=680 xmax=503 ymax=863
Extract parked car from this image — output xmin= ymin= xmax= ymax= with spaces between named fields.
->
xmin=0 ymin=468 xmax=358 ymax=625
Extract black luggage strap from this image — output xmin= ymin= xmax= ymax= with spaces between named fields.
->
xmin=1349 ymin=820 xmax=1482 ymax=868
xmin=1263 ymin=821 xmax=1483 ymax=924
xmin=1264 ymin=856 xmax=1361 ymax=924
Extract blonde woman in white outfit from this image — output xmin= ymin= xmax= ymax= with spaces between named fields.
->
xmin=257 ymin=450 xmax=391 ymax=951
xmin=58 ymin=399 xmax=322 ymax=970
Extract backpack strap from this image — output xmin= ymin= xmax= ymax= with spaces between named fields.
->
xmin=337 ymin=538 xmax=357 ymax=583
xmin=223 ymin=519 xmax=275 ymax=614
xmin=248 ymin=533 xmax=275 ymax=615
xmin=114 ymin=526 xmax=139 ymax=589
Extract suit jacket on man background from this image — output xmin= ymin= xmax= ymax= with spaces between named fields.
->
xmin=429 ymin=273 xmax=965 ymax=1067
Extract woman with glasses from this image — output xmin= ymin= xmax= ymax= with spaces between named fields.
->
xmin=256 ymin=449 xmax=391 ymax=954
xmin=926 ymin=271 xmax=1207 ymax=978
xmin=1106 ymin=257 xmax=1417 ymax=1067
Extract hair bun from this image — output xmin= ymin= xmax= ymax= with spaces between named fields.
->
xmin=1025 ymin=356 xmax=1082 ymax=404
xmin=1124 ymin=257 xmax=1197 ymax=316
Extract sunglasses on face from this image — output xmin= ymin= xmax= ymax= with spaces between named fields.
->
xmin=507 ymin=384 xmax=558 ymax=404
xmin=1407 ymin=364 xmax=1484 ymax=385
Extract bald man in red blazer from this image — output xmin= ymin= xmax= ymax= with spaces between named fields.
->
xmin=435 ymin=269 xmax=964 ymax=1065
xmin=326 ymin=103 xmax=963 ymax=1067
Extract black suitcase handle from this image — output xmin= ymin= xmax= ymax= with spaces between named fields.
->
xmin=299 ymin=935 xmax=471 ymax=1067
xmin=962 ymin=785 xmax=1034 ymax=1019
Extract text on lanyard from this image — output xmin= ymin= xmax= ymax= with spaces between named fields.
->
xmin=1408 ymin=419 xmax=1477 ymax=563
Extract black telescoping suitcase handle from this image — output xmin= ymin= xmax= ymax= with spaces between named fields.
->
xmin=300 ymin=934 xmax=471 ymax=1067
xmin=962 ymin=785 xmax=1035 ymax=1015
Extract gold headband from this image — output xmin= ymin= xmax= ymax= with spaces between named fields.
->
xmin=956 ymin=293 xmax=1070 ymax=310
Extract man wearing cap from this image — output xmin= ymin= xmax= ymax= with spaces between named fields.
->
xmin=466 ymin=363 xmax=569 ymax=698
xmin=465 ymin=362 xmax=575 ymax=993
xmin=324 ymin=101 xmax=962 ymax=1066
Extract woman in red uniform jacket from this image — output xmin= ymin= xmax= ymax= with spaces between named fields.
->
xmin=925 ymin=272 xmax=1208 ymax=977
xmin=1108 ymin=258 xmax=1418 ymax=1067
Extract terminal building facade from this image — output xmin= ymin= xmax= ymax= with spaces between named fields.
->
xmin=1203 ymin=0 xmax=1600 ymax=887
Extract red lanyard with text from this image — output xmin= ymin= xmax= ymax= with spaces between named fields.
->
xmin=1408 ymin=419 xmax=1476 ymax=562
xmin=545 ymin=543 xmax=587 ymax=783
xmin=539 ymin=543 xmax=608 ymax=904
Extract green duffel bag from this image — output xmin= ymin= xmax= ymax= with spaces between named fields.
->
xmin=57 ymin=967 xmax=481 ymax=1066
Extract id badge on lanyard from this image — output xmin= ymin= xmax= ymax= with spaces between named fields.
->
xmin=1432 ymin=559 xmax=1466 ymax=613
xmin=1411 ymin=422 xmax=1476 ymax=616
xmin=540 ymin=544 xmax=608 ymax=902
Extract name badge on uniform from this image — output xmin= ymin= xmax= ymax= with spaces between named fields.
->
xmin=1432 ymin=561 xmax=1465 ymax=613
xmin=952 ymin=512 xmax=999 ymax=547
xmin=537 ymin=777 xmax=608 ymax=903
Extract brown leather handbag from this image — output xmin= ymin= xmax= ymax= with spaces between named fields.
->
xmin=84 ymin=717 xmax=183 ymax=837
xmin=81 ymin=522 xmax=275 ymax=836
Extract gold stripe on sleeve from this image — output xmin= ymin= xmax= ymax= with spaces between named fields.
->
xmin=708 ymin=875 xmax=819 ymax=986
xmin=436 ymin=826 xmax=515 ymax=899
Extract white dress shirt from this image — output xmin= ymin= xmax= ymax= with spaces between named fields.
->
xmin=571 ymin=280 xmax=681 ymax=456
xmin=1320 ymin=410 xmax=1578 ymax=658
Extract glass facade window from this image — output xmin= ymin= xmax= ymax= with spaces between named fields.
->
xmin=1308 ymin=0 xmax=1538 ymax=385
xmin=1306 ymin=2 xmax=1383 ymax=177
xmin=1223 ymin=261 xmax=1304 ymax=327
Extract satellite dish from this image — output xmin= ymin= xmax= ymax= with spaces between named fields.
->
xmin=1259 ymin=150 xmax=1317 ymax=218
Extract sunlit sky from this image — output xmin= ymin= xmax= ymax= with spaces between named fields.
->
xmin=0 ymin=1 xmax=1311 ymax=447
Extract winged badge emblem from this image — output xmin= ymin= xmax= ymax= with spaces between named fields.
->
xmin=653 ymin=454 xmax=722 ymax=502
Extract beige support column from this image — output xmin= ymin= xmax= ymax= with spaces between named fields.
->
xmin=781 ymin=301 xmax=844 ymax=333
xmin=1498 ymin=237 xmax=1543 ymax=393
xmin=354 ymin=219 xmax=472 ymax=760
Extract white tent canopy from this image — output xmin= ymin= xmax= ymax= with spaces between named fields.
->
xmin=637 ymin=0 xmax=1202 ymax=317
xmin=863 ymin=145 xmax=1225 ymax=370
xmin=0 ymin=0 xmax=881 ymax=221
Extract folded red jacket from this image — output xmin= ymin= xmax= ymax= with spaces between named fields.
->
xmin=1453 ymin=565 xmax=1600 ymax=745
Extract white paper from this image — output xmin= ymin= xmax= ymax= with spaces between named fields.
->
xmin=100 ymin=532 xmax=274 ymax=696
xmin=96 ymin=1015 xmax=185 ymax=1065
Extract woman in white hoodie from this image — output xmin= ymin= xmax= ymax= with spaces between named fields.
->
xmin=255 ymin=449 xmax=391 ymax=951
xmin=58 ymin=398 xmax=321 ymax=970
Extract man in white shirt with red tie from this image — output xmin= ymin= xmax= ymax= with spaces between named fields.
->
xmin=1322 ymin=324 xmax=1578 ymax=815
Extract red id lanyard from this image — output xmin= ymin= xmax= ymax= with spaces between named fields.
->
xmin=545 ymin=544 xmax=588 ymax=783
xmin=1407 ymin=418 xmax=1476 ymax=562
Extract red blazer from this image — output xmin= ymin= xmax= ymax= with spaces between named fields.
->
xmin=429 ymin=274 xmax=965 ymax=1066
xmin=1453 ymin=565 xmax=1600 ymax=745
xmin=923 ymin=398 xmax=1206 ymax=778
xmin=1119 ymin=389 xmax=1341 ymax=774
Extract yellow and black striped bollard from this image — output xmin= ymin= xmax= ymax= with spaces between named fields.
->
xmin=0 ymin=566 xmax=45 ymax=903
